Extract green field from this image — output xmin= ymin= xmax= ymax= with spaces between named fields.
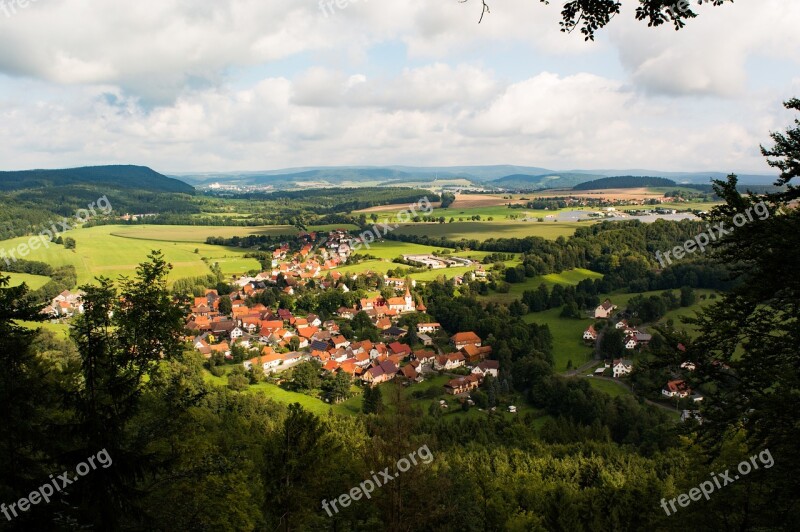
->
xmin=334 ymin=260 xmax=396 ymax=276
xmin=16 ymin=320 xmax=72 ymax=337
xmin=586 ymin=377 xmax=632 ymax=398
xmin=203 ymin=368 xmax=362 ymax=416
xmin=214 ymin=256 xmax=263 ymax=276
xmin=485 ymin=268 xmax=604 ymax=304
xmin=395 ymin=221 xmax=585 ymax=241
xmin=354 ymin=240 xmax=447 ymax=260
xmin=524 ymin=308 xmax=594 ymax=372
xmin=110 ymin=224 xmax=299 ymax=242
xmin=2 ymin=271 xmax=51 ymax=290
xmin=0 ymin=225 xmax=261 ymax=285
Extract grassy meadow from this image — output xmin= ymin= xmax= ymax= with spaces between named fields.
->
xmin=484 ymin=268 xmax=604 ymax=304
xmin=0 ymin=225 xmax=262 ymax=285
xmin=586 ymin=377 xmax=632 ymax=397
xmin=2 ymin=271 xmax=52 ymax=290
xmin=395 ymin=221 xmax=586 ymax=241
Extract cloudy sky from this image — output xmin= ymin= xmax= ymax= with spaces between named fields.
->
xmin=0 ymin=0 xmax=797 ymax=173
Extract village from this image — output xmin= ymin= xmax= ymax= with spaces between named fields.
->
xmin=40 ymin=228 xmax=705 ymax=415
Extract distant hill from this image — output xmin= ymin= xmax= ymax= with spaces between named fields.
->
xmin=491 ymin=173 xmax=605 ymax=190
xmin=572 ymin=176 xmax=677 ymax=190
xmin=171 ymin=165 xmax=778 ymax=189
xmin=173 ymin=165 xmax=560 ymax=187
xmin=0 ymin=165 xmax=194 ymax=194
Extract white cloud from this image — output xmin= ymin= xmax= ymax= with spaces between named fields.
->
xmin=609 ymin=0 xmax=800 ymax=97
xmin=0 ymin=0 xmax=795 ymax=173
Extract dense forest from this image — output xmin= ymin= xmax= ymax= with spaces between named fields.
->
xmin=0 ymin=166 xmax=193 ymax=194
xmin=572 ymin=176 xmax=677 ymax=190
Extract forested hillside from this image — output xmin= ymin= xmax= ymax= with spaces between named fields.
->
xmin=0 ymin=165 xmax=193 ymax=193
xmin=572 ymin=175 xmax=678 ymax=190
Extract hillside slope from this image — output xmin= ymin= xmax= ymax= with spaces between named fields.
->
xmin=0 ymin=165 xmax=194 ymax=194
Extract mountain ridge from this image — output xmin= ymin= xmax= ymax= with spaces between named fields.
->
xmin=0 ymin=165 xmax=194 ymax=194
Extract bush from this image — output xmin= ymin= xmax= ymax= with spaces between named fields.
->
xmin=227 ymin=373 xmax=249 ymax=391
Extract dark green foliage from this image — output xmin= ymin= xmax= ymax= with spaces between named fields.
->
xmin=0 ymin=165 xmax=193 ymax=194
xmin=321 ymin=371 xmax=351 ymax=403
xmin=573 ymin=175 xmax=677 ymax=190
xmin=599 ymin=327 xmax=625 ymax=359
xmin=217 ymin=295 xmax=232 ymax=315
xmin=362 ymin=385 xmax=384 ymax=414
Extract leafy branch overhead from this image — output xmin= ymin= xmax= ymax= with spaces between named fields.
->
xmin=463 ymin=0 xmax=734 ymax=40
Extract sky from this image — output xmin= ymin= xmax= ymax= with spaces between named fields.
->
xmin=0 ymin=0 xmax=798 ymax=174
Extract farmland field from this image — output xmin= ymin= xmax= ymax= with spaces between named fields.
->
xmin=352 ymin=240 xmax=448 ymax=260
xmin=395 ymin=221 xmax=586 ymax=241
xmin=0 ymin=225 xmax=261 ymax=285
xmin=2 ymin=271 xmax=51 ymax=290
xmin=110 ymin=224 xmax=299 ymax=242
xmin=110 ymin=223 xmax=360 ymax=243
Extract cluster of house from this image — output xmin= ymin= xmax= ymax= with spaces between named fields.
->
xmin=185 ymin=262 xmax=499 ymax=394
xmin=231 ymin=324 xmax=496 ymax=391
xmin=583 ymin=312 xmax=654 ymax=380
xmin=42 ymin=290 xmax=85 ymax=319
xmin=583 ymin=318 xmax=653 ymax=352
xmin=229 ymin=231 xmax=358 ymax=293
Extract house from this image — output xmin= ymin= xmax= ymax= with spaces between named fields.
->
xmin=583 ymin=325 xmax=597 ymax=342
xmin=375 ymin=317 xmax=392 ymax=330
xmin=417 ymin=333 xmax=433 ymax=346
xmin=435 ymin=353 xmax=466 ymax=370
xmin=413 ymin=350 xmax=437 ymax=368
xmin=634 ymin=332 xmax=652 ymax=346
xmin=362 ymin=360 xmax=399 ymax=385
xmin=383 ymin=326 xmax=407 ymax=339
xmin=331 ymin=335 xmax=350 ymax=349
xmin=624 ymin=335 xmax=638 ymax=350
xmin=612 ymin=358 xmax=633 ymax=378
xmin=471 ymin=360 xmax=499 ymax=378
xmin=337 ymin=307 xmax=357 ymax=319
xmin=388 ymin=342 xmax=412 ymax=358
xmin=662 ymin=379 xmax=691 ymax=398
xmin=444 ymin=374 xmax=482 ymax=395
xmin=417 ymin=322 xmax=441 ymax=333
xmin=400 ymin=364 xmax=421 ymax=382
xmin=615 ymin=319 xmax=629 ymax=330
xmin=681 ymin=361 xmax=696 ymax=371
xmin=594 ymin=299 xmax=616 ymax=319
xmin=450 ymin=331 xmax=481 ymax=350
xmin=461 ymin=344 xmax=492 ymax=365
